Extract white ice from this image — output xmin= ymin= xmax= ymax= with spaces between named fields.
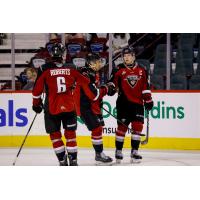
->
xmin=0 ymin=148 xmax=200 ymax=166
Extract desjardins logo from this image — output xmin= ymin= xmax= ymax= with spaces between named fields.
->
xmin=101 ymin=100 xmax=185 ymax=120
xmin=148 ymin=101 xmax=184 ymax=119
xmin=77 ymin=100 xmax=185 ymax=124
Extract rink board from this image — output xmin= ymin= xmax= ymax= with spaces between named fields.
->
xmin=1 ymin=135 xmax=200 ymax=150
xmin=1 ymin=91 xmax=200 ymax=150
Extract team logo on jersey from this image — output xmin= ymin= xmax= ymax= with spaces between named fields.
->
xmin=61 ymin=106 xmax=66 ymax=110
xmin=126 ymin=75 xmax=140 ymax=88
xmin=122 ymin=71 xmax=126 ymax=76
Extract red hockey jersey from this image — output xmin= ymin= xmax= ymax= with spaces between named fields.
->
xmin=32 ymin=66 xmax=107 ymax=115
xmin=74 ymin=70 xmax=107 ymax=116
xmin=112 ymin=63 xmax=152 ymax=105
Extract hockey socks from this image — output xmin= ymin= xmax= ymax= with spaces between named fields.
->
xmin=131 ymin=121 xmax=143 ymax=151
xmin=115 ymin=124 xmax=127 ymax=151
xmin=64 ymin=130 xmax=77 ymax=161
xmin=131 ymin=134 xmax=141 ymax=150
xmin=50 ymin=131 xmax=66 ymax=162
xmin=91 ymin=126 xmax=103 ymax=153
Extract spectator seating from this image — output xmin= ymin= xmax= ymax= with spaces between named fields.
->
xmin=153 ymin=44 xmax=170 ymax=76
xmin=175 ymin=58 xmax=194 ymax=75
xmin=171 ymin=74 xmax=187 ymax=90
xmin=178 ymin=33 xmax=196 ymax=47
xmin=151 ymin=74 xmax=165 ymax=90
xmin=136 ymin=59 xmax=151 ymax=72
xmin=188 ymin=75 xmax=200 ymax=89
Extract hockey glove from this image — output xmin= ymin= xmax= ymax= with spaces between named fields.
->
xmin=32 ymin=104 xmax=43 ymax=114
xmin=100 ymin=82 xmax=116 ymax=96
xmin=106 ymin=82 xmax=116 ymax=96
xmin=144 ymin=100 xmax=154 ymax=111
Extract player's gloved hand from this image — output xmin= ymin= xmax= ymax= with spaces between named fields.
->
xmin=144 ymin=100 xmax=154 ymax=111
xmin=106 ymin=82 xmax=116 ymax=96
xmin=101 ymin=82 xmax=116 ymax=96
xmin=32 ymin=104 xmax=43 ymax=114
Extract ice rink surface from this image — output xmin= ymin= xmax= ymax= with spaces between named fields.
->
xmin=0 ymin=147 xmax=200 ymax=166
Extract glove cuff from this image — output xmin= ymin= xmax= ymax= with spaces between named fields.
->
xmin=145 ymin=99 xmax=153 ymax=103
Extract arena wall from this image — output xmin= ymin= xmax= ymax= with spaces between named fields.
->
xmin=0 ymin=91 xmax=200 ymax=150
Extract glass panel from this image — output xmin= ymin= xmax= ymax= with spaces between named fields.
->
xmin=1 ymin=33 xmax=199 ymax=91
xmin=112 ymin=33 xmax=167 ymax=90
xmin=171 ymin=33 xmax=200 ymax=90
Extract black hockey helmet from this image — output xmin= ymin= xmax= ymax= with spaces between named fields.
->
xmin=47 ymin=42 xmax=65 ymax=58
xmin=86 ymin=53 xmax=101 ymax=66
xmin=121 ymin=47 xmax=135 ymax=56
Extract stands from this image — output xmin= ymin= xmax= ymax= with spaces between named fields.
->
xmin=1 ymin=33 xmax=200 ymax=90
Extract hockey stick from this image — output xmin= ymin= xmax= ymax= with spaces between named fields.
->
xmin=12 ymin=113 xmax=38 ymax=166
xmin=12 ymin=92 xmax=45 ymax=166
xmin=102 ymin=107 xmax=145 ymax=137
xmin=140 ymin=67 xmax=151 ymax=145
xmin=141 ymin=110 xmax=149 ymax=145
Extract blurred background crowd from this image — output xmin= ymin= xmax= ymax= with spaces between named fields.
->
xmin=0 ymin=33 xmax=200 ymax=91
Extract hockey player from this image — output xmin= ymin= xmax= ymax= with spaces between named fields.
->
xmin=77 ymin=53 xmax=116 ymax=164
xmin=109 ymin=47 xmax=153 ymax=163
xmin=32 ymin=43 xmax=80 ymax=166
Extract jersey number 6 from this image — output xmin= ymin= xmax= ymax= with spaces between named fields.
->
xmin=57 ymin=77 xmax=67 ymax=93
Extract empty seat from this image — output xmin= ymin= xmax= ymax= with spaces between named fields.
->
xmin=154 ymin=44 xmax=167 ymax=61
xmin=196 ymin=64 xmax=200 ymax=75
xmin=0 ymin=53 xmax=35 ymax=65
xmin=171 ymin=74 xmax=187 ymax=90
xmin=178 ymin=33 xmax=196 ymax=46
xmin=153 ymin=44 xmax=171 ymax=76
xmin=154 ymin=59 xmax=167 ymax=75
xmin=176 ymin=44 xmax=193 ymax=60
xmin=136 ymin=59 xmax=150 ymax=72
xmin=189 ymin=83 xmax=200 ymax=90
xmin=189 ymin=75 xmax=200 ymax=89
xmin=151 ymin=74 xmax=165 ymax=89
xmin=68 ymin=38 xmax=86 ymax=46
xmin=196 ymin=42 xmax=200 ymax=73
xmin=72 ymin=52 xmax=87 ymax=68
xmin=175 ymin=58 xmax=193 ymax=75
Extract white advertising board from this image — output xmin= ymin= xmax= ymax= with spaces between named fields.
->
xmin=0 ymin=92 xmax=200 ymax=138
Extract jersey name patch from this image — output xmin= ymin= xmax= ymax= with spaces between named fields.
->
xmin=50 ymin=69 xmax=70 ymax=76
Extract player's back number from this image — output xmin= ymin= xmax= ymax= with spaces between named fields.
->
xmin=56 ymin=77 xmax=66 ymax=93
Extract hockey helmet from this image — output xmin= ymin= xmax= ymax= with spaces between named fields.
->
xmin=86 ymin=53 xmax=102 ymax=71
xmin=86 ymin=53 xmax=101 ymax=65
xmin=121 ymin=47 xmax=135 ymax=56
xmin=47 ymin=43 xmax=65 ymax=58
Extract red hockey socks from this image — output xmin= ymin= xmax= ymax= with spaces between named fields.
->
xmin=115 ymin=124 xmax=128 ymax=150
xmin=131 ymin=121 xmax=143 ymax=151
xmin=50 ymin=131 xmax=65 ymax=162
xmin=64 ymin=130 xmax=77 ymax=160
xmin=91 ymin=126 xmax=103 ymax=153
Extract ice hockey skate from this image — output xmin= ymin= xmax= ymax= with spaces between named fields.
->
xmin=115 ymin=150 xmax=123 ymax=164
xmin=130 ymin=150 xmax=142 ymax=164
xmin=95 ymin=152 xmax=113 ymax=165
xmin=59 ymin=155 xmax=68 ymax=166
xmin=68 ymin=155 xmax=78 ymax=166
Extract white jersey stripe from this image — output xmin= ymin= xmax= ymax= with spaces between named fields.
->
xmin=67 ymin=123 xmax=76 ymax=127
xmin=142 ymin=90 xmax=151 ymax=94
xmin=93 ymin=89 xmax=100 ymax=101
xmin=32 ymin=95 xmax=42 ymax=99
